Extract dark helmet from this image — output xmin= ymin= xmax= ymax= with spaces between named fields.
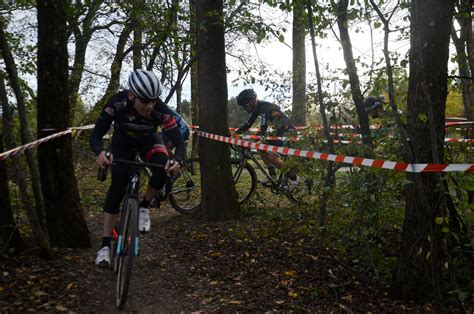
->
xmin=237 ymin=89 xmax=257 ymax=106
xmin=128 ymin=69 xmax=162 ymax=101
xmin=364 ymin=96 xmax=384 ymax=111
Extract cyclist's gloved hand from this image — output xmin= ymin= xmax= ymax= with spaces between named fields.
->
xmin=97 ymin=151 xmax=112 ymax=168
xmin=165 ymin=158 xmax=181 ymax=177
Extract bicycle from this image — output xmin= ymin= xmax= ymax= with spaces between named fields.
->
xmin=147 ymin=157 xmax=202 ymax=214
xmin=230 ymin=143 xmax=314 ymax=206
xmin=102 ymin=152 xmax=166 ymax=309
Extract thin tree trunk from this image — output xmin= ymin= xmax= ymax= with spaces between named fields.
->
xmin=37 ymin=0 xmax=90 ymax=248
xmin=190 ymin=0 xmax=199 ymax=159
xmin=0 ymin=17 xmax=47 ymax=233
xmin=306 ymin=0 xmax=335 ymax=226
xmin=451 ymin=1 xmax=473 ymax=120
xmin=0 ymin=72 xmax=50 ymax=257
xmin=197 ymin=0 xmax=239 ymax=221
xmin=336 ymin=0 xmax=373 ymax=152
xmin=292 ymin=0 xmax=306 ymax=126
xmin=132 ymin=0 xmax=144 ymax=69
xmin=83 ymin=22 xmax=133 ymax=124
xmin=0 ymin=74 xmax=25 ymax=254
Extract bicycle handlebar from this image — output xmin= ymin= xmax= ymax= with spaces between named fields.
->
xmin=112 ymin=158 xmax=165 ymax=169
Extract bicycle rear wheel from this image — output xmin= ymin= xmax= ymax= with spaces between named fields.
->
xmin=116 ymin=197 xmax=139 ymax=309
xmin=169 ymin=158 xmax=202 ymax=214
xmin=231 ymin=159 xmax=257 ymax=204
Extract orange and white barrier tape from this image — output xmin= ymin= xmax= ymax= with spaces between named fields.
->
xmin=196 ymin=131 xmax=474 ymax=173
xmin=0 ymin=125 xmax=94 ymax=161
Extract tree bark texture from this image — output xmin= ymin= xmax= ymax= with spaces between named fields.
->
xmin=336 ymin=0 xmax=373 ymax=151
xmin=393 ymin=0 xmax=454 ymax=301
xmin=451 ymin=0 xmax=473 ymax=120
xmin=292 ymin=0 xmax=306 ymax=126
xmin=197 ymin=0 xmax=239 ymax=221
xmin=0 ymin=17 xmax=46 ymax=230
xmin=37 ymin=0 xmax=90 ymax=248
xmin=0 ymin=72 xmax=48 ymax=256
xmin=0 ymin=139 xmax=24 ymax=253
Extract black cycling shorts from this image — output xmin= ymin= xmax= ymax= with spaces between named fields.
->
xmin=103 ymin=133 xmax=169 ymax=214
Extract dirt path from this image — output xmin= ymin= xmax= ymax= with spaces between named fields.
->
xmin=76 ymin=206 xmax=202 ymax=312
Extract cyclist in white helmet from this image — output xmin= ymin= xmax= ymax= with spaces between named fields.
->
xmin=89 ymin=69 xmax=185 ymax=268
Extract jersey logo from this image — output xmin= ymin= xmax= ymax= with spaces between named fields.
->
xmin=163 ymin=116 xmax=177 ymax=130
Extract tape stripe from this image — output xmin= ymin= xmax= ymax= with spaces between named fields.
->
xmin=0 ymin=125 xmax=94 ymax=161
xmin=197 ymin=131 xmax=473 ymax=173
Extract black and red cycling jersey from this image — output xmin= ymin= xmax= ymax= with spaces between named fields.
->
xmin=236 ymin=100 xmax=295 ymax=136
xmin=89 ymin=90 xmax=185 ymax=161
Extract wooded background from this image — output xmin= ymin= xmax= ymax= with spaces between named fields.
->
xmin=0 ymin=0 xmax=472 ymax=311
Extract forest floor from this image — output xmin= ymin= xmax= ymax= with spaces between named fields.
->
xmin=1 ymin=204 xmax=440 ymax=313
xmin=1 ymin=149 xmax=471 ymax=312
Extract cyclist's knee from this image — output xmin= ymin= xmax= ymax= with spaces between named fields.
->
xmin=145 ymin=144 xmax=168 ymax=162
xmin=148 ymin=150 xmax=169 ymax=190
xmin=103 ymin=206 xmax=120 ymax=215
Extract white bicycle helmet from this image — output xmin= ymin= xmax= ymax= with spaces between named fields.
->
xmin=128 ymin=69 xmax=162 ymax=101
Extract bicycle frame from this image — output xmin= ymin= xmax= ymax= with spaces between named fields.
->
xmin=114 ymin=154 xmax=144 ymax=258
xmin=234 ymin=146 xmax=279 ymax=186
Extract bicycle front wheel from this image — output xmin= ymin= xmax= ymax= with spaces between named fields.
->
xmin=280 ymin=172 xmax=314 ymax=206
xmin=169 ymin=158 xmax=202 ymax=214
xmin=231 ymin=159 xmax=257 ymax=204
xmin=116 ymin=197 xmax=139 ymax=309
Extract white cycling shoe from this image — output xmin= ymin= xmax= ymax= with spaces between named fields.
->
xmin=139 ymin=207 xmax=151 ymax=233
xmin=95 ymin=246 xmax=111 ymax=268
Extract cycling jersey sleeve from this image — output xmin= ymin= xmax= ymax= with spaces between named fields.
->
xmin=158 ymin=101 xmax=186 ymax=161
xmin=89 ymin=101 xmax=117 ymax=155
xmin=274 ymin=113 xmax=295 ymax=136
xmin=236 ymin=111 xmax=258 ymax=133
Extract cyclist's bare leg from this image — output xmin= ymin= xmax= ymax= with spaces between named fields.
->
xmin=103 ymin=212 xmax=119 ymax=237
xmin=143 ymin=185 xmax=160 ymax=203
xmin=268 ymin=152 xmax=283 ymax=168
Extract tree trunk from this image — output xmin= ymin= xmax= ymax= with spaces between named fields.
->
xmin=0 ymin=139 xmax=24 ymax=254
xmin=132 ymin=0 xmax=144 ymax=69
xmin=393 ymin=0 xmax=454 ymax=305
xmin=0 ymin=17 xmax=47 ymax=232
xmin=68 ymin=1 xmax=100 ymax=117
xmin=0 ymin=71 xmax=49 ymax=257
xmin=451 ymin=0 xmax=473 ymax=120
xmin=197 ymin=0 xmax=239 ymax=221
xmin=84 ymin=22 xmax=133 ymax=124
xmin=336 ymin=0 xmax=373 ymax=152
xmin=190 ymin=0 xmax=199 ymax=159
xmin=37 ymin=0 xmax=90 ymax=248
xmin=292 ymin=0 xmax=306 ymax=126
xmin=307 ymin=0 xmax=335 ymax=226
xmin=0 ymin=75 xmax=25 ymax=254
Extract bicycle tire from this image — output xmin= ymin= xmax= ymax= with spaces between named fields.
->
xmin=231 ymin=159 xmax=257 ymax=204
xmin=169 ymin=158 xmax=202 ymax=214
xmin=116 ymin=197 xmax=139 ymax=309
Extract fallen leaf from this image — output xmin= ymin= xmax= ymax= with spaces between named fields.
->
xmin=274 ymin=300 xmax=285 ymax=304
xmin=34 ymin=290 xmax=48 ymax=297
xmin=227 ymin=300 xmax=242 ymax=305
xmin=66 ymin=282 xmax=76 ymax=290
xmin=55 ymin=305 xmax=68 ymax=312
xmin=288 ymin=291 xmax=298 ymax=298
xmin=284 ymin=270 xmax=297 ymax=277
